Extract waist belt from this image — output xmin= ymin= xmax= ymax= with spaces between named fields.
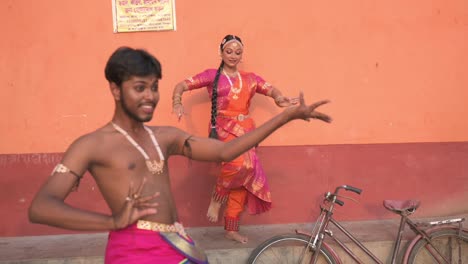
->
xmin=218 ymin=113 xmax=249 ymax=121
xmin=136 ymin=220 xmax=186 ymax=236
xmin=136 ymin=220 xmax=208 ymax=264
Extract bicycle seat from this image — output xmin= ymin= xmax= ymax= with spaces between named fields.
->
xmin=383 ymin=200 xmax=420 ymax=215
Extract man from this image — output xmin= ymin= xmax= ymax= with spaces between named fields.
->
xmin=28 ymin=46 xmax=332 ymax=264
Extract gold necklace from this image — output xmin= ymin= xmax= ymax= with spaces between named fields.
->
xmin=112 ymin=122 xmax=165 ymax=174
xmin=223 ymin=70 xmax=242 ymax=100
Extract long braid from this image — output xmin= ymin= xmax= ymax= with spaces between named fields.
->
xmin=209 ymin=61 xmax=224 ymax=139
xmin=209 ymin=35 xmax=243 ymax=139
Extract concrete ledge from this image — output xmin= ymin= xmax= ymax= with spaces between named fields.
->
xmin=1 ymin=216 xmax=466 ymax=264
xmin=0 ymin=233 xmax=106 ymax=264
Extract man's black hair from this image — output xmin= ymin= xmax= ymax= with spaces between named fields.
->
xmin=104 ymin=47 xmax=162 ymax=86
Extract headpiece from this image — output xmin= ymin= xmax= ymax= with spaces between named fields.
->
xmin=220 ymin=35 xmax=243 ymax=51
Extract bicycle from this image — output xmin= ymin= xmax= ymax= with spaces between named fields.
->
xmin=248 ymin=185 xmax=468 ymax=263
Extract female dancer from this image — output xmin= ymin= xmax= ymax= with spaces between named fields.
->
xmin=172 ymin=35 xmax=298 ymax=243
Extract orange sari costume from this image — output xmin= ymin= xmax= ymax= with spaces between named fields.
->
xmin=185 ymin=69 xmax=273 ymax=231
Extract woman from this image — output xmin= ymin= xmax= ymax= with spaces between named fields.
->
xmin=172 ymin=35 xmax=298 ymax=243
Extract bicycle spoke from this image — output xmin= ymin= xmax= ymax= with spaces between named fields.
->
xmin=408 ymin=229 xmax=468 ymax=263
xmin=248 ymin=234 xmax=337 ymax=264
xmin=255 ymin=241 xmax=311 ymax=263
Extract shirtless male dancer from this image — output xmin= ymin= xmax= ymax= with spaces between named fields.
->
xmin=28 ymin=46 xmax=332 ymax=264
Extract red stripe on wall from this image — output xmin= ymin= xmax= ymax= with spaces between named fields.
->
xmin=1 ymin=142 xmax=467 ymax=237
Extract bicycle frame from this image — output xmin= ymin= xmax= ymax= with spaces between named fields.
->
xmin=301 ymin=205 xmax=386 ymax=264
xmin=247 ymin=185 xmax=467 ymax=264
xmin=300 ymin=185 xmax=466 ymax=264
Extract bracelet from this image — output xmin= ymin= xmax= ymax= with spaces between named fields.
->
xmin=172 ymin=94 xmax=182 ymax=106
xmin=274 ymin=95 xmax=284 ymax=103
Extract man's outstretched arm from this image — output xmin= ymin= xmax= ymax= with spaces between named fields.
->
xmin=180 ymin=93 xmax=331 ymax=162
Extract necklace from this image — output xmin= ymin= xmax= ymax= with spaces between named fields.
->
xmin=223 ymin=70 xmax=242 ymax=100
xmin=111 ymin=122 xmax=165 ymax=174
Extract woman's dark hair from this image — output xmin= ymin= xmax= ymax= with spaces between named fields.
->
xmin=209 ymin=35 xmax=243 ymax=139
xmin=104 ymin=46 xmax=162 ymax=86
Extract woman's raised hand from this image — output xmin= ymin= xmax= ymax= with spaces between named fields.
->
xmin=172 ymin=103 xmax=185 ymax=122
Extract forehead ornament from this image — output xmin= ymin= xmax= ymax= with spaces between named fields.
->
xmin=222 ymin=39 xmax=243 ymax=50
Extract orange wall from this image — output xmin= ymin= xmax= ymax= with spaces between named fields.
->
xmin=1 ymin=0 xmax=468 ymax=154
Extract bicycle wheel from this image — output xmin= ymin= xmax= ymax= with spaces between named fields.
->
xmin=247 ymin=233 xmax=338 ymax=264
xmin=407 ymin=228 xmax=468 ymax=263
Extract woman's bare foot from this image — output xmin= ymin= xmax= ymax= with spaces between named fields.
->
xmin=206 ymin=198 xmax=222 ymax=222
xmin=225 ymin=231 xmax=248 ymax=244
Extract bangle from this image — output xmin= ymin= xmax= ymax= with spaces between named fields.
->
xmin=274 ymin=95 xmax=284 ymax=104
xmin=172 ymin=94 xmax=182 ymax=106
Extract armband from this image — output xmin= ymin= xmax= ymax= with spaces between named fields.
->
xmin=183 ymin=135 xmax=194 ymax=159
xmin=262 ymin=83 xmax=274 ymax=96
xmin=51 ymin=163 xmax=83 ymax=191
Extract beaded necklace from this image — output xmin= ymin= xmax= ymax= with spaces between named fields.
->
xmin=112 ymin=122 xmax=165 ymax=174
xmin=223 ymin=70 xmax=242 ymax=100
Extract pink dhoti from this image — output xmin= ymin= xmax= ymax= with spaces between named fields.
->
xmin=105 ymin=221 xmax=207 ymax=264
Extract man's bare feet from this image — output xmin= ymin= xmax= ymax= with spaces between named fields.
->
xmin=225 ymin=231 xmax=248 ymax=244
xmin=206 ymin=198 xmax=222 ymax=222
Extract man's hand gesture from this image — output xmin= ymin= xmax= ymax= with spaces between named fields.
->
xmin=112 ymin=178 xmax=159 ymax=230
xmin=287 ymin=92 xmax=332 ymax=123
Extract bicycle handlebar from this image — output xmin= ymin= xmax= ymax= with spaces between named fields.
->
xmin=335 ymin=199 xmax=345 ymax=206
xmin=325 ymin=185 xmax=362 ymax=207
xmin=334 ymin=185 xmax=362 ymax=195
xmin=343 ymin=185 xmax=362 ymax=194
